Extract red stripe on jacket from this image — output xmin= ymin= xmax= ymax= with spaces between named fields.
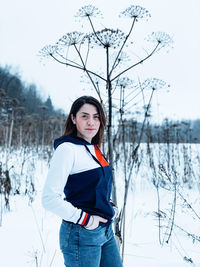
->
xmin=81 ymin=213 xmax=88 ymax=225
xmin=94 ymin=146 xmax=109 ymax=167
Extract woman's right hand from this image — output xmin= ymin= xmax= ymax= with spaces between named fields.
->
xmin=84 ymin=215 xmax=108 ymax=230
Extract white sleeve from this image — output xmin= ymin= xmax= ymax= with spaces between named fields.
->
xmin=42 ymin=143 xmax=89 ymax=225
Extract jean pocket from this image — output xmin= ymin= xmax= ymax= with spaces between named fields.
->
xmin=79 ymin=225 xmax=104 ymax=246
xmin=59 ymin=221 xmax=73 ymax=250
xmin=82 ymin=225 xmax=101 ymax=232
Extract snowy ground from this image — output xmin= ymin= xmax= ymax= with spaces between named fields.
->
xmin=0 ymin=145 xmax=200 ymax=267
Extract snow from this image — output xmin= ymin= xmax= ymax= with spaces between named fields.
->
xmin=0 ymin=145 xmax=200 ymax=267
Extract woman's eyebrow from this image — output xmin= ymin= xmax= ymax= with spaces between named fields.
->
xmin=80 ymin=112 xmax=99 ymax=115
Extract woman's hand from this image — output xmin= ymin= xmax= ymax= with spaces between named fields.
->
xmin=84 ymin=215 xmax=108 ymax=230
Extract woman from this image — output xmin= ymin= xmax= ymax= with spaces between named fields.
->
xmin=42 ymin=96 xmax=123 ymax=267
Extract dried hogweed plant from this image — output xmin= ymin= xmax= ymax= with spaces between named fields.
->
xmin=57 ymin=31 xmax=84 ymax=47
xmin=142 ymin=78 xmax=168 ymax=91
xmin=120 ymin=5 xmax=151 ymax=21
xmin=75 ymin=5 xmax=103 ymax=19
xmin=83 ymin=29 xmax=126 ymax=49
xmin=38 ymin=45 xmax=61 ymax=58
xmin=146 ymin=31 xmax=174 ymax=52
xmin=39 ymin=4 xmax=173 ymax=259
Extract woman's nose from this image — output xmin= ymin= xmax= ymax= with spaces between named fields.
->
xmin=87 ymin=118 xmax=94 ymax=125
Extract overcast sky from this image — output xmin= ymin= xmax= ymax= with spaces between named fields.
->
xmin=1 ymin=0 xmax=199 ymax=122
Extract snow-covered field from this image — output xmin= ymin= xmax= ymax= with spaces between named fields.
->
xmin=0 ymin=145 xmax=200 ymax=267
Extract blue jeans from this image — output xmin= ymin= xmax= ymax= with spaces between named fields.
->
xmin=59 ymin=220 xmax=123 ymax=267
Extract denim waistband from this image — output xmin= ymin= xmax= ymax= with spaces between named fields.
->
xmin=63 ymin=219 xmax=112 ymax=228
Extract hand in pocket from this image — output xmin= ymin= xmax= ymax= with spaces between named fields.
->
xmin=84 ymin=215 xmax=108 ymax=230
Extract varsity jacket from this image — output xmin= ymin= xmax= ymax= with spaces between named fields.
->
xmin=42 ymin=136 xmax=115 ymax=227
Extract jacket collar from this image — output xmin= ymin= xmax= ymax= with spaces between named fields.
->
xmin=54 ymin=135 xmax=92 ymax=149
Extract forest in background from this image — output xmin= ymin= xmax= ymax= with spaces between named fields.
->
xmin=0 ymin=65 xmax=199 ymax=148
xmin=0 ymin=65 xmax=65 ymax=147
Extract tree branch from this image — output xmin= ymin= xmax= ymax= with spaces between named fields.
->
xmin=57 ymin=52 xmax=83 ymax=68
xmin=85 ymin=39 xmax=90 ymax=66
xmin=74 ymin=44 xmax=104 ymax=101
xmin=123 ymin=87 xmax=145 ymax=107
xmin=111 ymin=42 xmax=160 ymax=82
xmin=50 ymin=53 xmax=107 ymax=82
xmin=88 ymin=16 xmax=105 ymax=47
xmin=110 ymin=17 xmax=136 ymax=76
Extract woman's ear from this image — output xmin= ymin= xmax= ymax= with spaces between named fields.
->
xmin=71 ymin=114 xmax=76 ymax=124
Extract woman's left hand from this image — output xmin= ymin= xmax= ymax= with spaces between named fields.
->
xmin=84 ymin=215 xmax=108 ymax=230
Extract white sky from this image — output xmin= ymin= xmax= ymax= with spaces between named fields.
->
xmin=1 ymin=0 xmax=200 ymax=122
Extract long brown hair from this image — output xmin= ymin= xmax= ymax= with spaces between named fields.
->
xmin=63 ymin=96 xmax=106 ymax=146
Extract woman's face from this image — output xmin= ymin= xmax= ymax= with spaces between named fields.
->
xmin=71 ymin=104 xmax=100 ymax=143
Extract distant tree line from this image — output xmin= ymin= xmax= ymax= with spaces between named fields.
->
xmin=121 ymin=118 xmax=200 ymax=144
xmin=148 ymin=119 xmax=200 ymax=143
xmin=0 ymin=65 xmax=65 ymax=148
